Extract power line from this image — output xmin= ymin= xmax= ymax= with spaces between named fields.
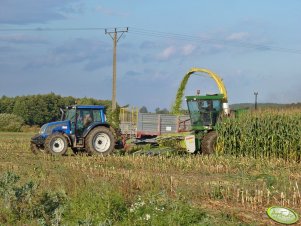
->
xmin=0 ymin=26 xmax=301 ymax=55
xmin=0 ymin=27 xmax=109 ymax=31
xmin=129 ymin=27 xmax=301 ymax=55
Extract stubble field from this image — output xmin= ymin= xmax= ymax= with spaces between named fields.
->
xmin=0 ymin=132 xmax=300 ymax=225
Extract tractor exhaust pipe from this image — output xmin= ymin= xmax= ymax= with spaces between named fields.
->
xmin=60 ymin=108 xmax=65 ymax=121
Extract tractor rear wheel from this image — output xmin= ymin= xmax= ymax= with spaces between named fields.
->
xmin=44 ymin=133 xmax=68 ymax=156
xmin=85 ymin=127 xmax=115 ymax=156
xmin=201 ymin=131 xmax=217 ymax=154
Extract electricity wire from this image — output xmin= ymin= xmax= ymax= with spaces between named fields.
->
xmin=0 ymin=26 xmax=301 ymax=54
xmin=130 ymin=27 xmax=301 ymax=55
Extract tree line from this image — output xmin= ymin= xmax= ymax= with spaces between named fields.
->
xmin=2 ymin=93 xmax=300 ymax=128
xmin=139 ymin=106 xmax=170 ymax=114
xmin=0 ymin=93 xmax=173 ymax=131
xmin=0 ymin=93 xmax=112 ymax=126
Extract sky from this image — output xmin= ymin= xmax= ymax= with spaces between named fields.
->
xmin=0 ymin=0 xmax=301 ymax=111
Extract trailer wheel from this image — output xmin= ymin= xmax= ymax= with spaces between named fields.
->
xmin=85 ymin=127 xmax=115 ymax=156
xmin=44 ymin=133 xmax=68 ymax=156
xmin=201 ymin=131 xmax=217 ymax=154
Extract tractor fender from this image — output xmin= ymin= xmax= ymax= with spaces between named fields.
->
xmin=50 ymin=132 xmax=72 ymax=146
xmin=62 ymin=133 xmax=72 ymax=146
xmin=82 ymin=122 xmax=111 ymax=138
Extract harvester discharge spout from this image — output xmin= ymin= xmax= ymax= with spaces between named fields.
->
xmin=171 ymin=67 xmax=229 ymax=115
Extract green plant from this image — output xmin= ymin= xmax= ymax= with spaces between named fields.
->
xmin=126 ymin=192 xmax=214 ymax=226
xmin=64 ymin=185 xmax=127 ymax=225
xmin=34 ymin=191 xmax=67 ymax=226
xmin=0 ymin=171 xmax=67 ymax=225
xmin=106 ymin=107 xmax=120 ymax=130
xmin=0 ymin=171 xmax=36 ymax=221
xmin=171 ymin=72 xmax=191 ymax=115
xmin=216 ymin=109 xmax=301 ymax=161
xmin=0 ymin=113 xmax=24 ymax=132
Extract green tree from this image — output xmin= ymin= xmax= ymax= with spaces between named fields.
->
xmin=13 ymin=96 xmax=33 ymax=125
xmin=155 ymin=107 xmax=169 ymax=114
xmin=0 ymin=93 xmax=113 ymax=126
xmin=0 ymin=96 xmax=15 ymax=114
xmin=139 ymin=106 xmax=148 ymax=113
xmin=0 ymin=113 xmax=24 ymax=132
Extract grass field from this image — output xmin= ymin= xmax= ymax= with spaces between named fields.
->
xmin=0 ymin=132 xmax=301 ymax=225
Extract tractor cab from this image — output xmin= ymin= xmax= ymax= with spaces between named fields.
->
xmin=62 ymin=105 xmax=106 ymax=136
xmin=186 ymin=94 xmax=224 ymax=131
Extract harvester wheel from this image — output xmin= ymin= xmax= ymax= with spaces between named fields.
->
xmin=44 ymin=133 xmax=68 ymax=156
xmin=85 ymin=127 xmax=115 ymax=156
xmin=30 ymin=143 xmax=46 ymax=154
xmin=201 ymin=131 xmax=217 ymax=154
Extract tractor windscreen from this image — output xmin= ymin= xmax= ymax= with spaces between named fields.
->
xmin=64 ymin=109 xmax=76 ymax=121
xmin=187 ymin=99 xmax=222 ymax=127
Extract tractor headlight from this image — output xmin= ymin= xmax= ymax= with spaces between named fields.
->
xmin=39 ymin=124 xmax=47 ymax=134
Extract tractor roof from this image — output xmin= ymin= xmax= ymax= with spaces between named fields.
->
xmin=185 ymin=94 xmax=224 ymax=101
xmin=66 ymin=105 xmax=106 ymax=110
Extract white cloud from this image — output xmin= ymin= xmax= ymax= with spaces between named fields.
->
xmin=226 ymin=32 xmax=249 ymax=41
xmin=95 ymin=6 xmax=129 ymax=17
xmin=0 ymin=0 xmax=78 ymax=24
xmin=157 ymin=46 xmax=177 ymax=60
xmin=181 ymin=44 xmax=196 ymax=56
xmin=0 ymin=34 xmax=47 ymax=44
xmin=60 ymin=2 xmax=86 ymax=14
xmin=26 ymin=38 xmax=112 ymax=70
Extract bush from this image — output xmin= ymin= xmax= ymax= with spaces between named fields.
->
xmin=64 ymin=186 xmax=127 ymax=225
xmin=0 ymin=113 xmax=24 ymax=132
xmin=0 ymin=171 xmax=67 ymax=225
xmin=106 ymin=107 xmax=120 ymax=130
xmin=125 ymin=192 xmax=212 ymax=225
xmin=21 ymin=125 xmax=40 ymax=133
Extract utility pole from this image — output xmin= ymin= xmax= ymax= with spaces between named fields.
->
xmin=254 ymin=92 xmax=258 ymax=110
xmin=105 ymin=27 xmax=128 ymax=110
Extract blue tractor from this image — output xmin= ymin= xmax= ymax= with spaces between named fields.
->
xmin=30 ymin=105 xmax=115 ymax=156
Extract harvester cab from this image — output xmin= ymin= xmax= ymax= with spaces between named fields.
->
xmin=30 ymin=105 xmax=115 ymax=156
xmin=185 ymin=93 xmax=228 ymax=154
xmin=186 ymin=94 xmax=224 ymax=131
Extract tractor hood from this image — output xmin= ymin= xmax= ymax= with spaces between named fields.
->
xmin=39 ymin=120 xmax=69 ymax=135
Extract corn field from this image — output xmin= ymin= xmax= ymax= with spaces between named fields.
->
xmin=216 ymin=109 xmax=301 ymax=160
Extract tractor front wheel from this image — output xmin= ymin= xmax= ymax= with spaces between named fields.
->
xmin=201 ymin=131 xmax=217 ymax=154
xmin=44 ymin=133 xmax=68 ymax=155
xmin=85 ymin=127 xmax=115 ymax=156
xmin=30 ymin=143 xmax=46 ymax=154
